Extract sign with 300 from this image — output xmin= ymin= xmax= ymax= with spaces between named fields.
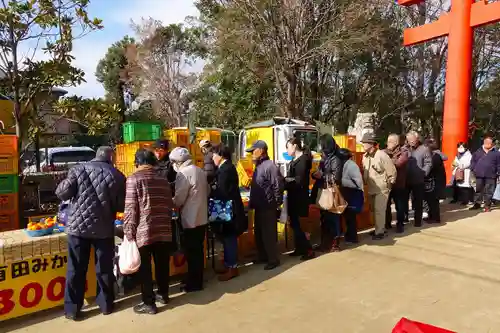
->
xmin=0 ymin=253 xmax=97 ymax=321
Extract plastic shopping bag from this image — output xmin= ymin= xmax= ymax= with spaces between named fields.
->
xmin=392 ymin=318 xmax=456 ymax=333
xmin=279 ymin=197 xmax=288 ymax=224
xmin=118 ymin=238 xmax=141 ymax=275
xmin=493 ymin=183 xmax=500 ymax=201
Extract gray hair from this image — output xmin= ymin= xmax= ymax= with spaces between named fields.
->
xmin=406 ymin=131 xmax=420 ymax=140
xmin=388 ymin=133 xmax=400 ymax=142
xmin=95 ymin=146 xmax=114 ymax=162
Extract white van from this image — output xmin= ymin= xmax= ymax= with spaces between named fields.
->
xmin=23 ymin=146 xmax=95 ymax=174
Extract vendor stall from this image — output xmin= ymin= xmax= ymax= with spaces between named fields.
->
xmin=0 ymin=230 xmax=97 ymax=321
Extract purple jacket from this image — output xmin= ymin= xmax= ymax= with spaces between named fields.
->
xmin=471 ymin=148 xmax=500 ymax=179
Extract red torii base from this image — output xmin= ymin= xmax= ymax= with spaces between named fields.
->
xmin=398 ymin=0 xmax=500 ymax=182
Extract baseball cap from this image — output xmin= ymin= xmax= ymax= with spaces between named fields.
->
xmin=246 ymin=140 xmax=268 ymax=153
xmin=153 ymin=139 xmax=169 ymax=150
xmin=199 ymin=140 xmax=211 ymax=149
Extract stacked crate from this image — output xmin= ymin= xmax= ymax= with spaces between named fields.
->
xmin=115 ymin=122 xmax=161 ymax=177
xmin=0 ymin=135 xmax=19 ymax=232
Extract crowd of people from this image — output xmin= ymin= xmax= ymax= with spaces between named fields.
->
xmin=55 ymin=131 xmax=500 ymax=320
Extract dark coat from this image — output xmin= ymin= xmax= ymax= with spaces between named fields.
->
xmin=203 ymin=151 xmax=217 ymax=185
xmin=211 ymin=160 xmax=247 ymax=236
xmin=385 ymin=145 xmax=409 ymax=189
xmin=249 ymin=156 xmax=285 ymax=210
xmin=286 ymin=154 xmax=312 ymax=217
xmin=156 ymin=154 xmax=176 ymax=193
xmin=426 ymin=151 xmax=446 ymax=197
xmin=56 ymin=159 xmax=126 ymax=239
xmin=471 ymin=147 xmax=500 ymax=179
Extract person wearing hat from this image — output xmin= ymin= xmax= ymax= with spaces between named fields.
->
xmin=153 ymin=139 xmax=177 ymax=192
xmin=170 ymin=147 xmax=209 ymax=292
xmin=199 ymin=139 xmax=217 ymax=185
xmin=247 ymin=140 xmax=284 ymax=270
xmin=361 ymin=133 xmax=397 ymax=240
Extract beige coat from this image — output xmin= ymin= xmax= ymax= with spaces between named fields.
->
xmin=362 ymin=149 xmax=397 ymax=195
xmin=173 ymin=160 xmax=209 ymax=229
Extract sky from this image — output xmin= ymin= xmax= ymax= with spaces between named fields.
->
xmin=58 ymin=0 xmax=200 ymax=98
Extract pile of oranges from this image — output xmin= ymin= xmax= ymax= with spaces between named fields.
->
xmin=27 ymin=216 xmax=57 ymax=231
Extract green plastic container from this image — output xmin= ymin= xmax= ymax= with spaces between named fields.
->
xmin=0 ymin=174 xmax=18 ymax=194
xmin=122 ymin=122 xmax=162 ymax=143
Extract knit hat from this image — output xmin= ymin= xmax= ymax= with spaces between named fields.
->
xmin=169 ymin=147 xmax=191 ymax=163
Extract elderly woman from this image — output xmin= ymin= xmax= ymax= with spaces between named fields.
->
xmin=123 ymin=149 xmax=174 ymax=315
xmin=170 ymin=147 xmax=209 ymax=292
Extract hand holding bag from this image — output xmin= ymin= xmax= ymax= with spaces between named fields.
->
xmin=317 ymin=175 xmax=348 ymax=214
xmin=118 ymin=238 xmax=141 ymax=275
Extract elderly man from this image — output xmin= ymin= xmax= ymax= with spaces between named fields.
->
xmin=470 ymin=135 xmax=500 ymax=212
xmin=405 ymin=131 xmax=432 ymax=227
xmin=385 ymin=134 xmax=409 ymax=233
xmin=170 ymin=147 xmax=209 ymax=292
xmin=361 ymin=133 xmax=396 ymax=240
xmin=56 ymin=146 xmax=126 ymax=321
xmin=247 ymin=140 xmax=284 ymax=270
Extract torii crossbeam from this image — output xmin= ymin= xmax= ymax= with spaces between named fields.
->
xmin=398 ymin=0 xmax=500 ymax=181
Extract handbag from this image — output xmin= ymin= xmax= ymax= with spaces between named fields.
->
xmin=455 ymin=168 xmax=465 ymax=182
xmin=208 ymin=198 xmax=233 ymax=223
xmin=118 ymin=238 xmax=141 ymax=275
xmin=317 ymin=175 xmax=348 ymax=214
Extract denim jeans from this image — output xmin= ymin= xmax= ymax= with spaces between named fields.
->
xmin=222 ymin=235 xmax=238 ymax=268
xmin=322 ymin=211 xmax=341 ymax=238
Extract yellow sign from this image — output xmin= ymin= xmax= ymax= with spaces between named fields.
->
xmin=0 ymin=252 xmax=97 ymax=321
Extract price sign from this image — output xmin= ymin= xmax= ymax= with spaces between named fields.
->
xmin=0 ymin=253 xmax=97 ymax=321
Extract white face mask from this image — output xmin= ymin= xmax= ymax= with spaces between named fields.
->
xmin=457 ymin=147 xmax=465 ymax=153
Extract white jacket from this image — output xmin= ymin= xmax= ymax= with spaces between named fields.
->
xmin=173 ymin=160 xmax=209 ymax=229
xmin=452 ymin=150 xmax=473 ymax=188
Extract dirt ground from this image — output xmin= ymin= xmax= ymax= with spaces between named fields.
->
xmin=3 ymin=204 xmax=500 ymax=333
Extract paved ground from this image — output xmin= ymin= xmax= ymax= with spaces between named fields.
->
xmin=4 ymin=204 xmax=500 ymax=333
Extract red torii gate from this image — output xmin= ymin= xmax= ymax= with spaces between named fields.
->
xmin=398 ymin=0 xmax=500 ymax=181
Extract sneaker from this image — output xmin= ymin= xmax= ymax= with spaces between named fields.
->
xmin=155 ymin=294 xmax=169 ymax=305
xmin=469 ymin=203 xmax=481 ymax=210
xmin=133 ymin=302 xmax=157 ymax=315
xmin=288 ymin=250 xmax=304 ymax=257
xmin=65 ymin=312 xmax=83 ymax=321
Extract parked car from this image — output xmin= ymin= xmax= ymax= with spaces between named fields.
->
xmin=23 ymin=146 xmax=95 ymax=175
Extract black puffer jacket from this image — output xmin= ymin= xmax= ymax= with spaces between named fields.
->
xmin=156 ymin=154 xmax=176 ymax=193
xmin=319 ymin=135 xmax=342 ymax=186
xmin=56 ymin=158 xmax=126 ymax=239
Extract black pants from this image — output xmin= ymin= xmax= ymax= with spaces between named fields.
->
xmin=475 ymin=177 xmax=496 ymax=207
xmin=407 ymin=183 xmax=424 ymax=226
xmin=183 ymin=225 xmax=207 ymax=289
xmin=385 ymin=188 xmax=408 ymax=227
xmin=289 ymin=212 xmax=312 ymax=253
xmin=139 ymin=241 xmax=172 ymax=305
xmin=343 ymin=209 xmax=358 ymax=242
xmin=65 ymin=235 xmax=115 ymax=315
xmin=254 ymin=207 xmax=279 ymax=264
xmin=452 ymin=185 xmax=474 ymax=204
xmin=424 ymin=189 xmax=441 ymax=222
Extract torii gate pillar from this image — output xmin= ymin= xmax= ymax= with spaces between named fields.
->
xmin=398 ymin=0 xmax=500 ymax=182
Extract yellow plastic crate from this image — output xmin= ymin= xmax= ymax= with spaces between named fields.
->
xmin=116 ymin=162 xmax=136 ymax=177
xmin=333 ymin=135 xmax=357 ymax=152
xmin=0 ymin=155 xmax=18 ymax=175
xmin=236 ymin=161 xmax=251 ymax=188
xmin=116 ymin=142 xmax=154 ymax=164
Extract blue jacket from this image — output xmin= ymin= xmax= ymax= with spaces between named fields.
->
xmin=471 ymin=148 xmax=500 ymax=179
xmin=249 ymin=157 xmax=285 ymax=210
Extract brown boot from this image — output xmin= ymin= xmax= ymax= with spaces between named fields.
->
xmin=218 ymin=268 xmax=239 ymax=282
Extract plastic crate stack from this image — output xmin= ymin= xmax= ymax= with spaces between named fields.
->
xmin=164 ymin=128 xmax=222 ymax=169
xmin=0 ymin=135 xmax=19 ymax=231
xmin=115 ymin=122 xmax=162 ymax=177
